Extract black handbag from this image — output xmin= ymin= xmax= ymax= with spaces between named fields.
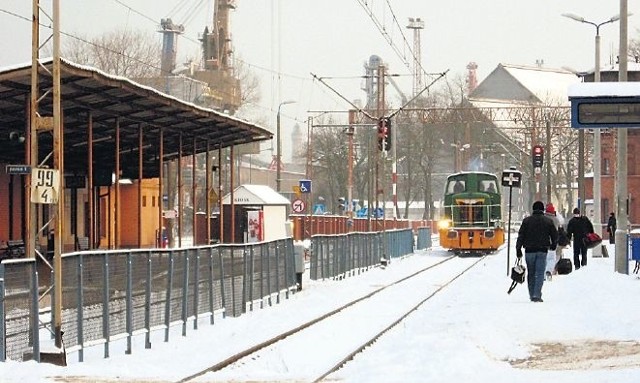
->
xmin=508 ymin=258 xmax=526 ymax=294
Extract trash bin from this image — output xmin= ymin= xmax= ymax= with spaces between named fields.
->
xmin=630 ymin=234 xmax=640 ymax=261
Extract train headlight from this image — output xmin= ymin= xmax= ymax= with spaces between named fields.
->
xmin=437 ymin=219 xmax=451 ymax=230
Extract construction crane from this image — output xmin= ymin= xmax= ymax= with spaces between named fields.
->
xmin=192 ymin=0 xmax=242 ymax=114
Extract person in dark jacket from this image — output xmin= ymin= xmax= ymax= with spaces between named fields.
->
xmin=607 ymin=212 xmax=617 ymax=244
xmin=516 ymin=201 xmax=558 ymax=302
xmin=566 ymin=207 xmax=594 ymax=269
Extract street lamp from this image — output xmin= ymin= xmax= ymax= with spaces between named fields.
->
xmin=562 ymin=12 xmax=621 ymax=256
xmin=276 ymin=100 xmax=296 ymax=192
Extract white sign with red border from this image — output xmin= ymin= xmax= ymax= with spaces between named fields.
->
xmin=292 ymin=198 xmax=306 ymax=213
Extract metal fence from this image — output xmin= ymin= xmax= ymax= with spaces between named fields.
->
xmin=309 ymin=229 xmax=414 ymax=280
xmin=1 ymin=238 xmax=295 ymax=362
xmin=416 ymin=227 xmax=432 ymax=250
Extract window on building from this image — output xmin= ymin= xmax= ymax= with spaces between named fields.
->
xmin=603 ymin=158 xmax=610 ymax=175
xmin=142 ymin=195 xmax=147 ymax=207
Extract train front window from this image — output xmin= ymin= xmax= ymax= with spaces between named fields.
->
xmin=480 ymin=180 xmax=497 ymax=193
xmin=447 ymin=180 xmax=465 ymax=194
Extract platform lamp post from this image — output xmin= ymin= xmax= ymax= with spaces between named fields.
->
xmin=276 ymin=100 xmax=296 ymax=192
xmin=562 ymin=12 xmax=621 ymax=257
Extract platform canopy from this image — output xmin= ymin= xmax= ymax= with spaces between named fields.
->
xmin=0 ymin=58 xmax=272 ymax=178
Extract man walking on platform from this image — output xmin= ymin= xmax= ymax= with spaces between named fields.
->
xmin=567 ymin=207 xmax=594 ymax=270
xmin=515 ymin=201 xmax=558 ymax=302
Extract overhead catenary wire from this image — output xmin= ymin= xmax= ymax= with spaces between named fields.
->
xmin=354 ymin=0 xmax=435 ymax=83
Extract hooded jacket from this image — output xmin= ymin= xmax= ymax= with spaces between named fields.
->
xmin=516 ymin=210 xmax=558 ymax=253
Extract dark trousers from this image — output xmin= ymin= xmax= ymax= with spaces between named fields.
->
xmin=573 ymin=239 xmax=588 ymax=268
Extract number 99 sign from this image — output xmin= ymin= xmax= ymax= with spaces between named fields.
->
xmin=30 ymin=168 xmax=60 ymax=204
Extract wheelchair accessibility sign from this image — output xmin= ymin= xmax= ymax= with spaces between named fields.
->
xmin=299 ymin=179 xmax=312 ymax=193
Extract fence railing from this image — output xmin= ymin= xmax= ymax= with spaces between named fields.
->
xmin=309 ymin=229 xmax=414 ymax=280
xmin=1 ymin=239 xmax=295 ymax=363
xmin=416 ymin=227 xmax=432 ymax=250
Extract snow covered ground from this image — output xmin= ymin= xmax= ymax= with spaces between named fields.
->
xmin=1 ymin=242 xmax=639 ymax=382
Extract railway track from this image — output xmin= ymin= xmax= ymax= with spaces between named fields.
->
xmin=177 ymin=254 xmax=485 ymax=383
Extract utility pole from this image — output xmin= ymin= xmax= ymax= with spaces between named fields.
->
xmin=546 ymin=119 xmax=552 ymax=203
xmin=347 ymin=111 xmax=356 ymax=228
xmin=615 ymin=0 xmax=629 ymax=274
xmin=29 ymin=0 xmax=65 ymax=362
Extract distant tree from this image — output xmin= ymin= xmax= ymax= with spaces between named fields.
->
xmin=630 ymin=28 xmax=640 ymax=63
xmin=62 ymin=28 xmax=161 ymax=78
xmin=308 ymin=120 xmax=349 ymax=213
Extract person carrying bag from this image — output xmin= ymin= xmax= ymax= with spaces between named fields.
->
xmin=508 ymin=255 xmax=526 ymax=294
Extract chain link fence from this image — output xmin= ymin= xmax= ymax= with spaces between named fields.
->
xmin=1 ymin=238 xmax=295 ymax=362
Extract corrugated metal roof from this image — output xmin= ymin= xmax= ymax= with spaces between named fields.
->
xmin=0 ymin=58 xmax=272 ymax=178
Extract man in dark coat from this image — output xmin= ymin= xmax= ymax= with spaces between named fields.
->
xmin=516 ymin=201 xmax=558 ymax=302
xmin=607 ymin=212 xmax=617 ymax=244
xmin=566 ymin=207 xmax=595 ymax=269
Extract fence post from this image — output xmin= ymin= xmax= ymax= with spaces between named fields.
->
xmin=0 ymin=266 xmax=5 ymax=362
xmin=266 ymin=244 xmax=272 ymax=307
xmin=259 ymin=245 xmax=265 ymax=309
xmin=241 ymin=247 xmax=248 ymax=314
xmin=218 ymin=247 xmax=226 ymax=319
xmin=194 ymin=249 xmax=200 ymax=330
xmin=77 ymin=254 xmax=84 ymax=362
xmin=30 ymin=262 xmax=40 ymax=363
xmin=126 ymin=252 xmax=133 ymax=354
xmin=248 ymin=246 xmax=255 ymax=311
xmin=164 ymin=251 xmax=174 ymax=342
xmin=275 ymin=242 xmax=280 ymax=304
xmin=102 ymin=252 xmax=110 ymax=359
xmin=208 ymin=247 xmax=215 ymax=325
xmin=50 ymin=267 xmax=56 ymax=341
xmin=284 ymin=239 xmax=290 ymax=299
xmin=145 ymin=252 xmax=152 ymax=349
xmin=181 ymin=250 xmax=189 ymax=337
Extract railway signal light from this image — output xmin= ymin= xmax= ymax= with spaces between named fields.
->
xmin=377 ymin=117 xmax=391 ymax=151
xmin=532 ymin=145 xmax=544 ymax=168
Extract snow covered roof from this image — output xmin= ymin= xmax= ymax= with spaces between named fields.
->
xmin=568 ymin=82 xmax=640 ymax=98
xmin=470 ymin=63 xmax=580 ymax=106
xmin=222 ymin=184 xmax=291 ymax=205
xmin=500 ymin=64 xmax=580 ymax=105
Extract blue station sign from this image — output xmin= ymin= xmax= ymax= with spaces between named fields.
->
xmin=568 ymin=83 xmax=640 ymax=128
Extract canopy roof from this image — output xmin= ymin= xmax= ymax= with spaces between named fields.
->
xmin=0 ymin=58 xmax=272 ymax=178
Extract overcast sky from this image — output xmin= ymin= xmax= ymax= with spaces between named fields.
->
xmin=1 ymin=1 xmax=638 ymax=158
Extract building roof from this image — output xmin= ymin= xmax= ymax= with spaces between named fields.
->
xmin=0 ymin=58 xmax=272 ymax=178
xmin=470 ymin=63 xmax=580 ymax=105
xmin=222 ymin=184 xmax=291 ymax=206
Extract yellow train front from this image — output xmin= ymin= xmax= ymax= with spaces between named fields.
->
xmin=438 ymin=172 xmax=505 ymax=255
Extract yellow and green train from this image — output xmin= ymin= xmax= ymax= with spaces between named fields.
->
xmin=438 ymin=171 xmax=505 ymax=255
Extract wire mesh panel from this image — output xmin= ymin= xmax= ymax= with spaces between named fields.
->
xmin=60 ymin=255 xmax=81 ymax=350
xmin=169 ymin=251 xmax=188 ymax=325
xmin=0 ymin=239 xmax=298 ymax=362
xmin=107 ymin=252 xmax=128 ymax=339
xmin=416 ymin=227 xmax=432 ymax=250
xmin=130 ymin=251 xmax=150 ymax=333
xmin=220 ymin=247 xmax=245 ymax=317
xmin=78 ymin=253 xmax=107 ymax=348
xmin=148 ymin=250 xmax=170 ymax=329
xmin=0 ymin=260 xmax=37 ymax=361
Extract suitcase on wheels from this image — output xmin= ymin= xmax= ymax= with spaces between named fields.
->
xmin=556 ymin=258 xmax=572 ymax=275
